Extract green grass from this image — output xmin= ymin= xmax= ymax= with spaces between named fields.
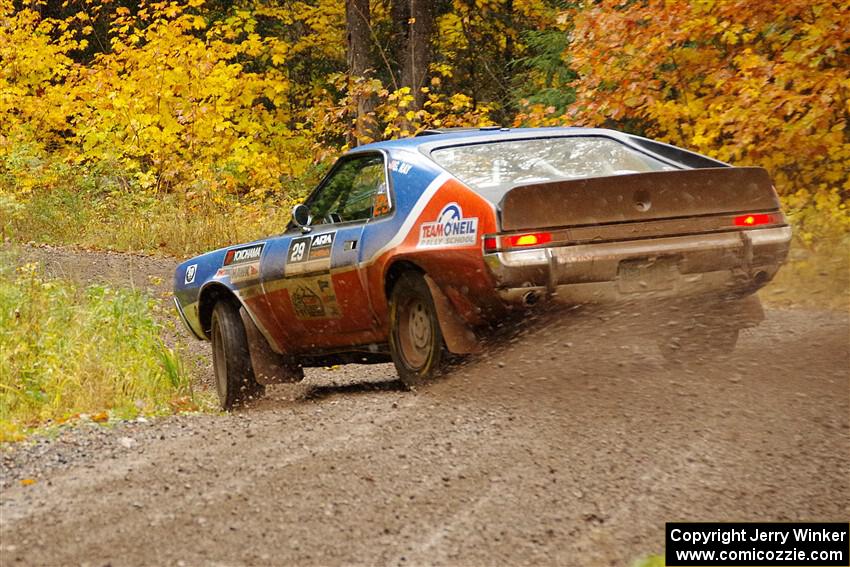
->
xmin=0 ymin=257 xmax=200 ymax=442
xmin=2 ymin=185 xmax=295 ymax=258
xmin=632 ymin=555 xmax=665 ymax=567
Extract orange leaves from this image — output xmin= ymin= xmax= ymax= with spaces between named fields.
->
xmin=562 ymin=0 xmax=849 ymax=222
xmin=169 ymin=396 xmax=198 ymax=413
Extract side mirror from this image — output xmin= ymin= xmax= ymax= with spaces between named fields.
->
xmin=291 ymin=204 xmax=311 ymax=232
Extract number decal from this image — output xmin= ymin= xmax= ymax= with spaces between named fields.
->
xmin=287 ymin=236 xmax=312 ymax=264
xmin=290 ymin=241 xmax=306 ymax=262
xmin=286 ymin=232 xmax=336 ymax=276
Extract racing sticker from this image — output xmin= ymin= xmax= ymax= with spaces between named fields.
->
xmin=184 ymin=264 xmax=197 ymax=284
xmin=216 ymin=262 xmax=260 ymax=283
xmin=418 ymin=202 xmax=479 ymax=247
xmin=215 ymin=243 xmax=265 ymax=283
xmin=286 ymin=231 xmax=336 ymax=276
xmin=389 ymin=159 xmax=412 ymax=175
xmin=224 ymin=243 xmax=265 ymax=266
xmin=308 ymin=232 xmax=334 ymax=260
xmin=291 ymin=276 xmax=340 ymax=319
xmin=288 ymin=236 xmax=312 ymax=263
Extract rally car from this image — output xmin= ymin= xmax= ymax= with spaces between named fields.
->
xmin=173 ymin=127 xmax=791 ymax=409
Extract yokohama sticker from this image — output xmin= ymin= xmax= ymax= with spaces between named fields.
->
xmin=418 ymin=203 xmax=478 ymax=247
xmin=224 ymin=243 xmax=265 ymax=266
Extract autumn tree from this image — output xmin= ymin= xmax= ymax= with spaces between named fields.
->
xmin=559 ymin=0 xmax=850 ymax=240
xmin=395 ymin=0 xmax=436 ymax=110
xmin=346 ymin=0 xmax=378 ymax=143
xmin=3 ymin=0 xmax=846 ymax=245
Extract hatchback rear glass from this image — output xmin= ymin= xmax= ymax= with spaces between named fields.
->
xmin=430 ymin=136 xmax=676 ymax=202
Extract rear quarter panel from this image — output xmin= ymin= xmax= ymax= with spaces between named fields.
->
xmin=361 ymin=149 xmax=502 ymax=330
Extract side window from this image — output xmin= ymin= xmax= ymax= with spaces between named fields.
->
xmin=308 ymin=154 xmax=390 ymax=225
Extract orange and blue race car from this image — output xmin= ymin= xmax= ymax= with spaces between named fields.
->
xmin=173 ymin=127 xmax=791 ymax=409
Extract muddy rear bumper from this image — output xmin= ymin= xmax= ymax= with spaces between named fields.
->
xmin=485 ymin=226 xmax=791 ymax=305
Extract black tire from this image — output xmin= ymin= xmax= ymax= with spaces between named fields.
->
xmin=389 ymin=272 xmax=447 ymax=389
xmin=658 ymin=325 xmax=739 ymax=366
xmin=211 ymin=300 xmax=265 ymax=410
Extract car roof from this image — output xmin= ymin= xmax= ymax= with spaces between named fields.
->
xmin=348 ymin=126 xmax=729 ymax=170
xmin=348 ymin=127 xmax=636 ymax=153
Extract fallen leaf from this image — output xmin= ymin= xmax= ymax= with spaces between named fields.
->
xmin=169 ymin=396 xmax=198 ymax=413
xmin=92 ymin=411 xmax=109 ymax=423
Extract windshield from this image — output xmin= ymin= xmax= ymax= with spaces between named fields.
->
xmin=430 ymin=136 xmax=676 ymax=201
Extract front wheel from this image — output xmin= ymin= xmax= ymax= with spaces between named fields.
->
xmin=211 ymin=300 xmax=265 ymax=410
xmin=389 ymin=272 xmax=447 ymax=389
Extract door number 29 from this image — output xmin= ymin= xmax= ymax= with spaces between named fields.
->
xmin=290 ymin=241 xmax=307 ymax=262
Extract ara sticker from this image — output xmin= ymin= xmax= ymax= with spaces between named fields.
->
xmin=418 ymin=203 xmax=479 ymax=247
xmin=184 ymin=264 xmax=197 ymax=284
xmin=308 ymin=232 xmax=334 ymax=260
xmin=224 ymin=243 xmax=265 ymax=266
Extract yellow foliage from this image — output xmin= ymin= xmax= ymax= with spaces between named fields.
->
xmin=0 ymin=0 xmax=846 ymax=252
xmin=0 ymin=1 xmax=322 ymax=200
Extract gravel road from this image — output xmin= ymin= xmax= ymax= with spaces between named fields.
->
xmin=1 ymin=244 xmax=848 ymax=567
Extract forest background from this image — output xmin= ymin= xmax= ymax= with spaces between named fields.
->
xmin=0 ymin=0 xmax=848 ymax=439
xmin=1 ymin=0 xmax=847 ymax=256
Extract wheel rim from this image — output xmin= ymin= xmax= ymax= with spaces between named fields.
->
xmin=212 ymin=319 xmax=228 ymax=403
xmin=397 ymin=298 xmax=433 ymax=370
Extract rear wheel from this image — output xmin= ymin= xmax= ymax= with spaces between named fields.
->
xmin=389 ymin=272 xmax=447 ymax=389
xmin=211 ymin=300 xmax=265 ymax=410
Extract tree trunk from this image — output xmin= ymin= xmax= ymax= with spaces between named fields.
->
xmin=346 ymin=0 xmax=377 ymax=144
xmin=400 ymin=0 xmax=435 ymax=110
xmin=391 ymin=0 xmax=410 ymax=85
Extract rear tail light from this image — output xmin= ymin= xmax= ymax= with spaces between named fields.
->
xmin=734 ymin=213 xmax=774 ymax=227
xmin=484 ymin=232 xmax=553 ymax=252
xmin=506 ymin=232 xmax=552 ymax=248
xmin=505 ymin=232 xmax=552 ymax=248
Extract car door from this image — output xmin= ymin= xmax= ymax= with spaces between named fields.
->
xmin=266 ymin=152 xmax=391 ymax=350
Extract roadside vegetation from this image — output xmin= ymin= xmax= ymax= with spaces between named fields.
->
xmin=0 ymin=256 xmax=200 ymax=442
xmin=762 ymin=237 xmax=849 ymax=311
xmin=632 ymin=556 xmax=665 ymax=567
xmin=1 ymin=181 xmax=297 ymax=258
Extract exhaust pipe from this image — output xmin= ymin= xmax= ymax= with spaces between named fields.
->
xmin=753 ymin=270 xmax=769 ymax=287
xmin=523 ymin=291 xmax=540 ymax=306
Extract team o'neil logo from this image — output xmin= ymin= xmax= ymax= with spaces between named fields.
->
xmin=418 ymin=203 xmax=478 ymax=247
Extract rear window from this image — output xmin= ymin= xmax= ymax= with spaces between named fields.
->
xmin=430 ymin=136 xmax=676 ymax=201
